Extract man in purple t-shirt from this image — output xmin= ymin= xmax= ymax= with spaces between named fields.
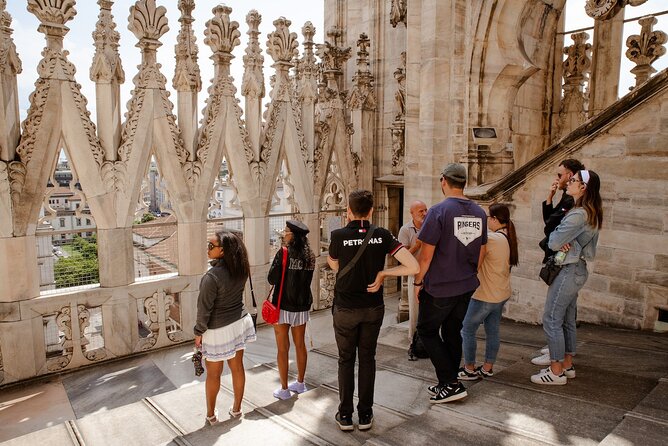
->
xmin=414 ymin=163 xmax=487 ymax=404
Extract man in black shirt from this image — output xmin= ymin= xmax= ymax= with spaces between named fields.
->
xmin=539 ymin=158 xmax=585 ymax=263
xmin=327 ymin=190 xmax=419 ymax=431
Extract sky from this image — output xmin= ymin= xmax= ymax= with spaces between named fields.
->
xmin=5 ymin=0 xmax=668 ymax=123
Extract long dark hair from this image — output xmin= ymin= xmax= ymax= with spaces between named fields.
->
xmin=489 ymin=203 xmax=519 ymax=268
xmin=215 ymin=229 xmax=250 ymax=280
xmin=575 ymin=170 xmax=603 ymax=230
xmin=287 ymin=229 xmax=315 ymax=270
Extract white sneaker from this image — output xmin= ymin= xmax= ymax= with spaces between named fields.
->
xmin=531 ymin=367 xmax=567 ymax=385
xmin=531 ymin=353 xmax=551 ymax=366
xmin=540 ymin=346 xmax=549 ymax=355
xmin=273 ymin=387 xmax=292 ymax=400
xmin=288 ymin=381 xmax=308 ymax=393
xmin=563 ymin=366 xmax=576 ymax=378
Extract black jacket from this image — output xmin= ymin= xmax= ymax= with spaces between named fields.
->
xmin=539 ymin=192 xmax=575 ymax=263
xmin=268 ymin=246 xmax=315 ymax=312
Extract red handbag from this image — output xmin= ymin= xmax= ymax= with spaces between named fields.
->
xmin=262 ymin=247 xmax=287 ymax=324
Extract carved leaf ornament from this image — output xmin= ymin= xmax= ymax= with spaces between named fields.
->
xmin=129 ymin=0 xmax=169 ymax=43
xmin=204 ymin=5 xmax=241 ymax=56
xmin=266 ymin=17 xmax=299 ymax=64
xmin=27 ymin=0 xmax=77 ymax=26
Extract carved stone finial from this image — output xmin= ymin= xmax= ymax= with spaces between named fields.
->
xmin=266 ymin=17 xmax=299 ymax=66
xmin=128 ymin=0 xmax=169 ymax=52
xmin=90 ymin=0 xmax=125 ymax=83
xmin=626 ymin=16 xmax=667 ymax=88
xmin=0 ymin=0 xmax=22 ymax=75
xmin=390 ymin=0 xmax=407 ymax=28
xmin=27 ymin=0 xmax=77 ymax=39
xmin=316 ymin=34 xmax=352 ymax=73
xmin=349 ymin=33 xmax=376 ymax=111
xmin=242 ymin=9 xmax=264 ymax=98
xmin=173 ymin=0 xmax=201 ymax=91
xmin=585 ymin=0 xmax=648 ymax=20
xmin=204 ymin=4 xmax=241 ymax=70
xmin=559 ymin=32 xmax=592 ymax=135
xmin=563 ymin=32 xmax=592 ymax=80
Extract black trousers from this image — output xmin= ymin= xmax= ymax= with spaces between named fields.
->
xmin=332 ymin=304 xmax=384 ymax=417
xmin=416 ymin=289 xmax=473 ymax=385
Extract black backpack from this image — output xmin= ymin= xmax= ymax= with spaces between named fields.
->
xmin=408 ymin=331 xmax=429 ymax=360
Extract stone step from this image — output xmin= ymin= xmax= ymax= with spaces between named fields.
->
xmin=364 ymin=406 xmax=552 ymax=446
xmin=599 ymin=379 xmax=668 ymax=446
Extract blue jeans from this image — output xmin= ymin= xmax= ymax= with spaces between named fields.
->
xmin=461 ymin=298 xmax=508 ymax=365
xmin=416 ymin=289 xmax=472 ymax=385
xmin=543 ymin=260 xmax=588 ymax=362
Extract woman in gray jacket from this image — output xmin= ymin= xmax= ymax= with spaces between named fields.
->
xmin=531 ymin=170 xmax=603 ymax=386
xmin=195 ymin=229 xmax=256 ymax=424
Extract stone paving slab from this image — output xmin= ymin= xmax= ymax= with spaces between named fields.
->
xmin=149 ymin=381 xmax=253 ymax=434
xmin=75 ymin=400 xmax=177 ymax=446
xmin=631 ymin=380 xmax=668 ymax=421
xmin=599 ymin=415 xmax=668 ymax=446
xmin=441 ymin=379 xmax=626 ymax=443
xmin=173 ymin=409 xmax=314 ymax=446
xmin=61 ymin=356 xmax=176 ymax=418
xmin=365 ymin=406 xmax=552 ymax=446
xmin=0 ymin=424 xmax=76 ymax=446
xmin=575 ymin=323 xmax=668 ymax=353
xmin=568 ymin=342 xmax=668 ymax=381
xmin=262 ymin=386 xmax=408 ymax=446
xmin=0 ymin=380 xmax=75 ymax=442
xmin=492 ymin=360 xmax=658 ymax=411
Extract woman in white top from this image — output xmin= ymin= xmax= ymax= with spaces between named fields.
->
xmin=458 ymin=203 xmax=518 ymax=380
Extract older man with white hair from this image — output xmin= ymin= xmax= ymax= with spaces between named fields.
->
xmin=398 ymin=200 xmax=427 ymax=340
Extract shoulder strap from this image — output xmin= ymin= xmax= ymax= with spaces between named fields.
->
xmin=337 ymin=225 xmax=376 ymax=280
xmin=248 ymin=274 xmax=257 ymax=309
xmin=276 ymin=247 xmax=288 ymax=309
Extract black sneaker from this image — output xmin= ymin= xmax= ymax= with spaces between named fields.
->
xmin=358 ymin=413 xmax=373 ymax=431
xmin=476 ymin=366 xmax=493 ymax=378
xmin=335 ymin=412 xmax=354 ymax=431
xmin=457 ymin=367 xmax=480 ymax=381
xmin=427 ymin=384 xmax=442 ymax=396
xmin=429 ymin=383 xmax=468 ymax=404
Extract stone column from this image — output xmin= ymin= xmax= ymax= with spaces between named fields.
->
xmin=97 ymin=227 xmax=134 ymax=287
xmin=588 ymin=8 xmax=625 ymax=115
xmin=0 ymin=235 xmax=40 ymax=301
xmin=177 ymin=221 xmax=206 ymax=276
xmin=244 ymin=215 xmax=270 ymax=267
xmin=298 ymin=22 xmax=318 ymax=161
xmin=242 ymin=10 xmax=265 ymax=159
xmin=90 ymin=0 xmax=124 ymax=163
xmin=0 ymin=0 xmax=21 ymax=162
xmin=349 ymin=33 xmax=377 ymax=191
xmin=173 ymin=0 xmax=201 ymax=162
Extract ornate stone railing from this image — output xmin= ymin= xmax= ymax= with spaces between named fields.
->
xmin=557 ymin=6 xmax=667 ymax=137
xmin=2 ymin=275 xmax=193 ymax=384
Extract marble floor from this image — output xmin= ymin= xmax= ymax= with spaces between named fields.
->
xmin=0 ymin=299 xmax=401 ymax=443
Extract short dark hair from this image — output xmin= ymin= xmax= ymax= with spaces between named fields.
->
xmin=444 ymin=176 xmax=466 ymax=189
xmin=348 ymin=190 xmax=373 ymax=217
xmin=560 ymin=159 xmax=585 ymax=175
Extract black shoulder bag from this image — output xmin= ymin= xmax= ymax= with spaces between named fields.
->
xmin=336 ymin=225 xmax=377 ymax=280
xmin=539 ymin=234 xmax=595 ymax=286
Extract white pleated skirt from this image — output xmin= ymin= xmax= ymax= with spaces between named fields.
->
xmin=201 ymin=314 xmax=257 ymax=362
xmin=278 ymin=309 xmax=310 ymax=327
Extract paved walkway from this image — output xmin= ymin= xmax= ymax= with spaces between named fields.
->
xmin=1 ymin=296 xmax=667 ymax=445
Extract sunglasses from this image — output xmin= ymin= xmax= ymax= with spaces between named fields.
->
xmin=207 ymin=241 xmax=220 ymax=251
